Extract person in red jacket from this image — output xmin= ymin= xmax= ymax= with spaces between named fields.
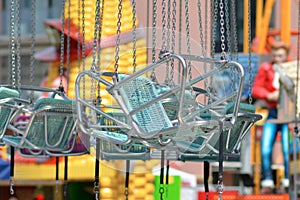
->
xmin=252 ymin=41 xmax=290 ymax=192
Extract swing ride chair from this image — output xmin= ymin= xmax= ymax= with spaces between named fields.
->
xmin=0 ymin=85 xmax=87 ymax=156
xmin=13 ymin=109 xmax=89 ymax=158
xmin=0 ymin=86 xmax=31 ymax=146
xmin=75 ymin=69 xmax=153 ymax=160
xmin=3 ymin=96 xmax=78 ymax=152
xmin=76 ymin=52 xmax=226 ymax=159
xmin=172 ymin=54 xmax=262 ymax=160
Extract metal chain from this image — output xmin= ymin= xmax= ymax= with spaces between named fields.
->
xmin=204 ymin=0 xmax=212 ymax=99
xmin=81 ymin=0 xmax=86 ymax=98
xmin=217 ymin=179 xmax=224 ymax=200
xmin=248 ymin=0 xmax=253 ymax=104
xmin=151 ymin=0 xmax=157 ymax=79
xmin=211 ymin=0 xmax=218 ymax=58
xmin=66 ymin=0 xmax=71 ymax=79
xmin=219 ymin=0 xmax=226 ymax=58
xmin=10 ymin=177 xmax=14 ymax=195
xmin=124 ymin=188 xmax=129 ymax=200
xmin=132 ymin=0 xmax=137 ymax=73
xmin=161 ymin=0 xmax=167 ymax=53
xmin=9 ymin=0 xmax=16 ymax=88
xmin=184 ymin=0 xmax=192 ymax=81
xmin=92 ymin=0 xmax=101 ymax=72
xmin=224 ymin=0 xmax=231 ymax=59
xmin=97 ymin=0 xmax=105 ymax=103
xmin=81 ymin=0 xmax=86 ymax=71
xmin=164 ymin=0 xmax=171 ymax=84
xmin=146 ymin=0 xmax=150 ymax=65
xmin=30 ymin=0 xmax=36 ymax=89
xmin=114 ymin=0 xmax=123 ymax=82
xmin=97 ymin=0 xmax=104 ymax=69
xmin=93 ymin=181 xmax=100 ymax=200
xmin=77 ymin=0 xmax=81 ymax=75
xmin=224 ymin=0 xmax=234 ymax=94
xmin=90 ymin=0 xmax=100 ymax=98
xmin=166 ymin=0 xmax=171 ymax=52
xmin=170 ymin=0 xmax=176 ymax=82
xmin=16 ymin=0 xmax=21 ymax=90
xmin=231 ymin=0 xmax=238 ymax=61
xmin=197 ymin=0 xmax=209 ymax=93
xmin=197 ymin=0 xmax=205 ymax=56
xmin=59 ymin=0 xmax=66 ymax=91
xmin=204 ymin=0 xmax=208 ymax=56
xmin=178 ymin=0 xmax=182 ymax=82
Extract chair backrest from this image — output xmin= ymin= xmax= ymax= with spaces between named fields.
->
xmin=24 ymin=98 xmax=76 ymax=150
xmin=118 ymin=75 xmax=173 ymax=134
xmin=0 ymin=87 xmax=19 ymax=138
xmin=224 ymin=102 xmax=259 ymax=152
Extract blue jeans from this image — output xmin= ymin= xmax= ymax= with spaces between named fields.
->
xmin=261 ymin=108 xmax=289 ymax=181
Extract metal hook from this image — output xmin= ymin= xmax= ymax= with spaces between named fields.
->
xmin=9 ymin=177 xmax=14 ymax=195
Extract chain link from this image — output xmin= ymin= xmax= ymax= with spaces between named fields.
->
xmin=151 ymin=0 xmax=157 ymax=79
xmin=10 ymin=177 xmax=14 ymax=195
xmin=114 ymin=0 xmax=123 ymax=82
xmin=93 ymin=181 xmax=100 ymax=200
xmin=204 ymin=0 xmax=208 ymax=56
xmin=170 ymin=0 xmax=176 ymax=81
xmin=97 ymin=0 xmax=105 ymax=101
xmin=16 ymin=0 xmax=21 ymax=90
xmin=197 ymin=0 xmax=205 ymax=56
xmin=97 ymin=0 xmax=104 ymax=68
xmin=90 ymin=0 xmax=100 ymax=98
xmin=231 ymin=0 xmax=238 ymax=61
xmin=30 ymin=0 xmax=36 ymax=89
xmin=159 ymin=185 xmax=165 ymax=200
xmin=124 ymin=187 xmax=129 ymax=200
xmin=211 ymin=0 xmax=218 ymax=58
xmin=81 ymin=0 xmax=86 ymax=98
xmin=197 ymin=0 xmax=209 ymax=94
xmin=217 ymin=179 xmax=224 ymax=200
xmin=161 ymin=0 xmax=171 ymax=84
xmin=81 ymin=0 xmax=86 ymax=70
xmin=177 ymin=0 xmax=182 ymax=82
xmin=184 ymin=0 xmax=192 ymax=80
xmin=167 ymin=0 xmax=171 ymax=52
xmin=161 ymin=0 xmax=167 ymax=53
xmin=224 ymin=0 xmax=231 ymax=59
xmin=132 ymin=0 xmax=137 ymax=72
xmin=66 ymin=0 xmax=71 ymax=79
xmin=248 ymin=0 xmax=253 ymax=104
xmin=59 ymin=0 xmax=66 ymax=91
xmin=219 ymin=0 xmax=226 ymax=58
xmin=92 ymin=0 xmax=101 ymax=72
xmin=77 ymin=0 xmax=81 ymax=75
xmin=9 ymin=0 xmax=16 ymax=88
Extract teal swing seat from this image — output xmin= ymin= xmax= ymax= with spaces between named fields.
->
xmin=0 ymin=87 xmax=29 ymax=145
xmin=98 ymin=112 xmax=150 ymax=160
xmin=177 ymin=102 xmax=261 ymax=161
xmin=3 ymin=97 xmax=77 ymax=151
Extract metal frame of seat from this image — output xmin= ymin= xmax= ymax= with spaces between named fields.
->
xmin=76 ymin=53 xmax=222 ymax=150
xmin=0 ymin=87 xmax=30 ymax=145
xmin=173 ymin=55 xmax=262 ymax=161
xmin=3 ymin=97 xmax=78 ymax=151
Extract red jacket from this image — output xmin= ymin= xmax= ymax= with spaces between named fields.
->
xmin=252 ymin=62 xmax=278 ymax=109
